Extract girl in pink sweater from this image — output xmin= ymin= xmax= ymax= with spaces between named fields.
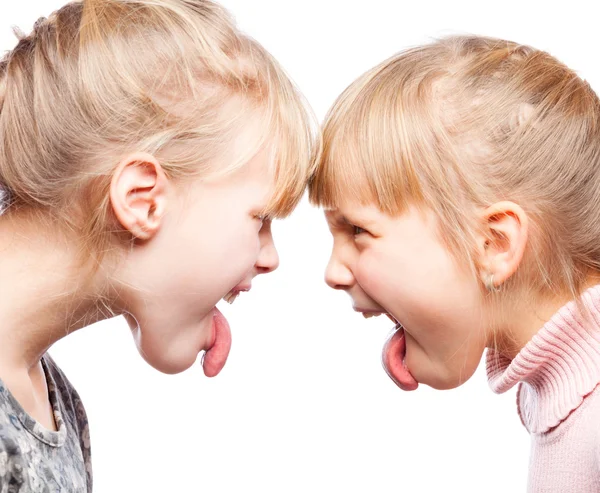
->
xmin=310 ymin=35 xmax=600 ymax=492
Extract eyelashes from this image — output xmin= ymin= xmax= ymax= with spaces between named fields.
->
xmin=255 ymin=214 xmax=273 ymax=223
xmin=327 ymin=213 xmax=371 ymax=238
xmin=352 ymin=225 xmax=367 ymax=236
xmin=342 ymin=217 xmax=368 ymax=236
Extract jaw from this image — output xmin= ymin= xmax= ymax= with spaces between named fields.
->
xmin=126 ymin=308 xmax=215 ymax=374
xmin=406 ymin=339 xmax=486 ymax=390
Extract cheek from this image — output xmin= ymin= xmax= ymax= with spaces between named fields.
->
xmin=356 ymin=242 xmax=484 ymax=346
xmin=196 ymin=217 xmax=260 ymax=280
xmin=358 ymin=244 xmax=486 ymax=389
xmin=184 ymin=195 xmax=260 ymax=259
xmin=354 ymin=250 xmax=391 ymax=297
xmin=354 ymin=244 xmax=441 ymax=309
xmin=153 ymin=211 xmax=260 ymax=307
xmin=204 ymin=215 xmax=257 ymax=253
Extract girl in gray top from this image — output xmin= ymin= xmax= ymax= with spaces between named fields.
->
xmin=0 ymin=0 xmax=319 ymax=490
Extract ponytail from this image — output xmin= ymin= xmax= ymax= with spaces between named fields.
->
xmin=0 ymin=0 xmax=318 ymax=264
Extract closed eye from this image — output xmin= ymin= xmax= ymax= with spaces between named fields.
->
xmin=340 ymin=216 xmax=368 ymax=237
xmin=352 ymin=225 xmax=367 ymax=236
xmin=254 ymin=212 xmax=272 ymax=223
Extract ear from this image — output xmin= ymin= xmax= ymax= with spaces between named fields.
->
xmin=110 ymin=152 xmax=168 ymax=241
xmin=476 ymin=201 xmax=528 ymax=288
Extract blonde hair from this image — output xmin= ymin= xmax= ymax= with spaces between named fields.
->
xmin=310 ymin=35 xmax=600 ymax=300
xmin=0 ymin=0 xmax=318 ymax=264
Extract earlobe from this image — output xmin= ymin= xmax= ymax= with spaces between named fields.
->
xmin=110 ymin=152 xmax=168 ymax=241
xmin=477 ymin=201 xmax=528 ymax=289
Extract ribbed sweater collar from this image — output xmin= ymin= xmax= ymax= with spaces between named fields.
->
xmin=487 ymin=285 xmax=600 ymax=433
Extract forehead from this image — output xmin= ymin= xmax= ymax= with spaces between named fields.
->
xmin=325 ymin=201 xmax=436 ymax=232
xmin=207 ymin=129 xmax=275 ymax=189
xmin=194 ymin=145 xmax=274 ymax=211
xmin=234 ymin=144 xmax=275 ymax=182
xmin=325 ymin=199 xmax=381 ymax=216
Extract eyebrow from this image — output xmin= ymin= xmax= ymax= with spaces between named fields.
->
xmin=326 ymin=209 xmax=375 ymax=229
xmin=343 ymin=213 xmax=375 ymax=229
xmin=324 ymin=211 xmax=344 ymax=229
xmin=324 ymin=210 xmax=339 ymax=220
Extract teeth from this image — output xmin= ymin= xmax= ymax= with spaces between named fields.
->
xmin=223 ymin=292 xmax=240 ymax=304
xmin=362 ymin=312 xmax=382 ymax=319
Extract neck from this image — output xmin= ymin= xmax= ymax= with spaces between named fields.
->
xmin=488 ymin=289 xmax=576 ymax=360
xmin=0 ymin=211 xmax=111 ymax=371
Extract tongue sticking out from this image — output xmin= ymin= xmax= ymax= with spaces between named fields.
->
xmin=201 ymin=308 xmax=232 ymax=377
xmin=382 ymin=324 xmax=419 ymax=391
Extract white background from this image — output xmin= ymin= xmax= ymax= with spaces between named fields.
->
xmin=3 ymin=1 xmax=598 ymax=491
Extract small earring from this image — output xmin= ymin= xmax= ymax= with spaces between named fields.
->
xmin=485 ymin=273 xmax=500 ymax=292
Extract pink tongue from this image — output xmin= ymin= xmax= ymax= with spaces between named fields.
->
xmin=201 ymin=308 xmax=232 ymax=377
xmin=382 ymin=325 xmax=419 ymax=391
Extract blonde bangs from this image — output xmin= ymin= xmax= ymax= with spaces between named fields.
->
xmin=0 ymin=0 xmax=321 ymax=267
xmin=311 ymin=34 xmax=600 ymax=301
xmin=259 ymin=53 xmax=321 ymax=219
xmin=309 ymin=56 xmax=431 ymax=214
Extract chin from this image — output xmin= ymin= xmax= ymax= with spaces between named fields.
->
xmin=419 ymin=365 xmax=478 ymax=391
xmin=128 ymin=310 xmax=214 ymax=375
xmin=425 ymin=377 xmax=465 ymax=391
xmin=137 ymin=345 xmax=199 ymax=375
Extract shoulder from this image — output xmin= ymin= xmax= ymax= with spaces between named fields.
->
xmin=42 ymin=354 xmax=92 ymax=481
xmin=42 ymin=353 xmax=77 ymax=395
xmin=42 ymin=353 xmax=86 ymax=419
xmin=553 ymin=383 xmax=600 ymax=442
xmin=42 ymin=352 xmax=89 ymax=431
xmin=587 ymin=387 xmax=600 ymax=451
xmin=580 ymin=384 xmax=600 ymax=433
xmin=0 ymin=384 xmax=27 ymax=457
xmin=0 ymin=414 xmax=32 ymax=491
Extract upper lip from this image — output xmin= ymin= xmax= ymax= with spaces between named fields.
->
xmin=353 ymin=307 xmax=385 ymax=314
xmin=354 ymin=307 xmax=399 ymax=324
xmin=231 ymin=284 xmax=251 ymax=293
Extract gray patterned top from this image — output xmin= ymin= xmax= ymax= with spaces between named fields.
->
xmin=0 ymin=355 xmax=92 ymax=492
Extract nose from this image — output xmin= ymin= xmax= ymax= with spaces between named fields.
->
xmin=325 ymin=250 xmax=355 ymax=290
xmin=256 ymin=221 xmax=279 ymax=275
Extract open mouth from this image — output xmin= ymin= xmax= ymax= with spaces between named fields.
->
xmin=223 ymin=291 xmax=241 ymax=304
xmin=201 ymin=307 xmax=231 ymax=378
xmin=355 ymin=308 xmax=398 ymax=321
xmin=354 ymin=308 xmax=388 ymax=319
xmin=222 ymin=286 xmax=251 ymax=305
xmin=201 ymin=286 xmax=251 ymax=377
xmin=382 ymin=322 xmax=418 ymax=391
xmin=357 ymin=309 xmax=419 ymax=391
xmin=362 ymin=311 xmax=382 ymax=319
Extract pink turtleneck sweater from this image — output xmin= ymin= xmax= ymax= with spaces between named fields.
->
xmin=487 ymin=285 xmax=600 ymax=493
